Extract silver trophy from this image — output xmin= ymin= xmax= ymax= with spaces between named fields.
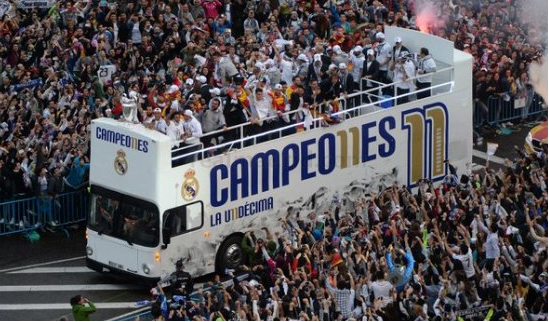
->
xmin=122 ymin=90 xmax=139 ymax=123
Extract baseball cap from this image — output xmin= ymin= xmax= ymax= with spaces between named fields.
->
xmin=353 ymin=45 xmax=363 ymax=53
xmin=376 ymin=32 xmax=385 ymax=39
xmin=209 ymin=87 xmax=221 ymax=96
xmin=153 ymin=107 xmax=162 ymax=113
xmin=297 ymin=53 xmax=308 ymax=62
xmin=333 ymin=45 xmax=341 ymax=53
xmin=184 ymin=110 xmax=193 ymax=117
xmin=185 ymin=78 xmax=194 ymax=86
xmin=329 ymin=63 xmax=337 ymax=70
xmin=274 ymin=84 xmax=283 ymax=90
xmin=367 ymin=49 xmax=375 ymax=56
xmin=338 ymin=62 xmax=347 ymax=70
xmin=399 ymin=50 xmax=410 ymax=59
xmin=395 ymin=36 xmax=402 ymax=43
xmin=168 ymin=84 xmax=179 ymax=94
xmin=196 ymin=75 xmax=207 ymax=84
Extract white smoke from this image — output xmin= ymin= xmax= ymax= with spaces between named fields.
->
xmin=518 ymin=0 xmax=548 ymax=103
xmin=530 ymin=57 xmax=548 ymax=104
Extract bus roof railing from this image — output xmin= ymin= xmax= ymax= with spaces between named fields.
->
xmin=170 ymin=65 xmax=455 ymax=167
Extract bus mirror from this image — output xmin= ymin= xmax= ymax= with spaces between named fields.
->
xmin=162 ymin=228 xmax=171 ymax=248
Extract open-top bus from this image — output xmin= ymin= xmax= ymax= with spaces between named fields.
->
xmin=85 ymin=27 xmax=473 ymax=283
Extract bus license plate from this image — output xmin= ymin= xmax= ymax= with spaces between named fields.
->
xmin=108 ymin=261 xmax=124 ymax=270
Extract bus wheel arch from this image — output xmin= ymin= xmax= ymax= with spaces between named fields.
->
xmin=215 ymin=233 xmax=244 ymax=273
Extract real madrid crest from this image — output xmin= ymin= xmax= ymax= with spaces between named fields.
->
xmin=181 ymin=169 xmax=199 ymax=201
xmin=114 ymin=149 xmax=128 ymax=175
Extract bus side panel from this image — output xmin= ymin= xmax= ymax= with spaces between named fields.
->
xmin=162 ymin=90 xmax=472 ymax=277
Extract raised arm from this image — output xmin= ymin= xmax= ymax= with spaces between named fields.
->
xmin=457 ymin=225 xmax=471 ymax=249
xmin=526 ymin=210 xmax=548 ymax=246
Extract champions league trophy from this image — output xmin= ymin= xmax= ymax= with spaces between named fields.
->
xmin=122 ymin=90 xmax=139 ymax=123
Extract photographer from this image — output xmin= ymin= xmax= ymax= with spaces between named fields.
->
xmin=168 ymin=259 xmax=194 ymax=298
xmin=69 ymin=295 xmax=96 ymax=321
xmin=391 ymin=51 xmax=416 ymax=104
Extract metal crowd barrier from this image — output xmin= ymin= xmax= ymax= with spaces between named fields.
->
xmin=474 ymin=93 xmax=546 ymax=128
xmin=0 ymin=189 xmax=89 ymax=237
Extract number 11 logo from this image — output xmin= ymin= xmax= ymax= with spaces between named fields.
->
xmin=401 ymin=103 xmax=448 ymax=187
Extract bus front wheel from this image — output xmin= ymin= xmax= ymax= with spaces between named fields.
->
xmin=216 ymin=235 xmax=244 ymax=272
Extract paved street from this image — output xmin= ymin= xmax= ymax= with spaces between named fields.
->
xmin=0 ymin=253 xmax=150 ymax=321
xmin=471 ymin=121 xmax=541 ymax=171
xmin=0 ymin=227 xmax=219 ymax=321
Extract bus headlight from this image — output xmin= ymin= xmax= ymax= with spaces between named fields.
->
xmin=86 ymin=247 xmax=93 ymax=256
xmin=142 ymin=264 xmax=152 ymax=275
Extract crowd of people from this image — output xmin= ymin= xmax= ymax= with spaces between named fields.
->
xmin=0 ymin=0 xmax=546 ymax=319
xmin=0 ymin=0 xmax=546 ymax=203
xmin=151 ymin=151 xmax=548 ymax=321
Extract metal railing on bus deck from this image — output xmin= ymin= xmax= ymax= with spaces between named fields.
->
xmin=170 ymin=66 xmax=455 ymax=167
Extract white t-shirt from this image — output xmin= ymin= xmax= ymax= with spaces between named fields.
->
xmin=183 ymin=117 xmax=203 ymax=145
xmin=376 ymin=42 xmax=392 ymax=71
xmin=131 ymin=22 xmax=141 ymax=44
xmin=393 ymin=60 xmax=416 ymax=90
xmin=417 ymin=55 xmax=436 ymax=83
xmin=350 ymin=54 xmax=365 ymax=83
xmin=370 ymin=280 xmax=393 ymax=306
xmin=251 ymin=91 xmax=274 ymax=120
xmin=169 ymin=100 xmax=180 ymax=113
xmin=154 ymin=117 xmax=167 ymax=134
xmin=279 ymin=58 xmax=294 ymax=85
xmin=452 ymin=248 xmax=475 ymax=278
xmin=166 ymin=121 xmax=183 ymax=144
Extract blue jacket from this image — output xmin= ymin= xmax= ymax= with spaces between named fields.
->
xmin=386 ymin=248 xmax=415 ymax=292
xmin=65 ymin=157 xmax=90 ymax=188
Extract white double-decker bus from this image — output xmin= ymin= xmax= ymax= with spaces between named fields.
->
xmin=85 ymin=27 xmax=473 ymax=283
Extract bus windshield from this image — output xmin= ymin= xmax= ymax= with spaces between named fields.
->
xmin=88 ymin=193 xmax=159 ymax=247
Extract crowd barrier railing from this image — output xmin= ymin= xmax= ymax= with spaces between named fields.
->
xmin=0 ymin=189 xmax=89 ymax=237
xmin=474 ymin=93 xmax=546 ymax=128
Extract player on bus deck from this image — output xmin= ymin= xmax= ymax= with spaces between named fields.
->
xmin=179 ymin=109 xmax=203 ymax=162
